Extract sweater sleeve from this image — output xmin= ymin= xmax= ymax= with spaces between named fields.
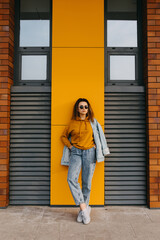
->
xmin=61 ymin=125 xmax=72 ymax=148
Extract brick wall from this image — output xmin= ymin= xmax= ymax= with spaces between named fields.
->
xmin=0 ymin=0 xmax=14 ymax=208
xmin=146 ymin=0 xmax=160 ymax=208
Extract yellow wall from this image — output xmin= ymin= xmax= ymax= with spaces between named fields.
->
xmin=51 ymin=0 xmax=104 ymax=205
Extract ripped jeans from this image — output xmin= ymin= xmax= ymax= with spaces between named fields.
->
xmin=67 ymin=146 xmax=96 ymax=206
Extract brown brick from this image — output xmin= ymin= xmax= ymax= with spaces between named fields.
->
xmin=0 ymin=188 xmax=8 ymax=195
xmin=150 ymin=166 xmax=160 ymax=171
xmin=149 ymin=93 xmax=160 ymax=99
xmin=0 ymin=183 xmax=8 ymax=188
xmin=0 ymin=165 xmax=8 ymax=171
xmin=148 ymin=112 xmax=157 ymax=117
xmin=156 ymin=66 xmax=160 ymax=70
xmin=148 ymin=59 xmax=160 ymax=64
xmin=150 ymin=195 xmax=159 ymax=201
xmin=0 ymin=200 xmax=8 ymax=207
xmin=0 ymin=141 xmax=8 ymax=147
xmin=148 ymin=31 xmax=156 ymax=37
xmin=149 ymin=141 xmax=160 ymax=146
xmin=150 ymin=183 xmax=159 ymax=189
xmin=0 ymin=147 xmax=8 ymax=153
xmin=149 ymin=83 xmax=160 ymax=88
xmin=149 ymin=159 xmax=158 ymax=164
xmin=150 ymin=202 xmax=160 ymax=208
xmin=150 ymin=171 xmax=158 ymax=177
xmin=0 ymin=170 xmax=8 ymax=177
xmin=155 ymin=31 xmax=160 ymax=37
xmin=0 ymin=176 xmax=9 ymax=183
xmin=148 ymin=15 xmax=160 ymax=20
xmin=148 ymin=99 xmax=157 ymax=105
xmin=148 ymin=26 xmax=160 ymax=31
xmin=148 ymin=106 xmax=160 ymax=111
xmin=0 ymin=158 xmax=9 ymax=164
xmin=148 ymin=20 xmax=156 ymax=25
xmin=148 ymin=65 xmax=157 ymax=70
xmin=148 ymin=53 xmax=157 ymax=59
xmin=149 ymin=124 xmax=158 ymax=129
xmin=148 ymin=36 xmax=160 ymax=42
xmin=148 ymin=77 xmax=157 ymax=82
xmin=148 ymin=71 xmax=160 ymax=76
xmin=148 ymin=42 xmax=156 ymax=48
xmin=150 ymin=177 xmax=160 ymax=183
xmin=149 ymin=146 xmax=158 ymax=153
xmin=156 ymin=42 xmax=160 ymax=48
xmin=148 ymin=117 xmax=160 ymax=123
xmin=148 ymin=8 xmax=156 ymax=14
xmin=149 ymin=135 xmax=158 ymax=141
xmin=150 ymin=189 xmax=160 ymax=195
xmin=0 ymin=195 xmax=8 ymax=201
xmin=156 ymin=20 xmax=160 ymax=25
xmin=150 ymin=152 xmax=160 ymax=158
xmin=0 ymin=118 xmax=10 ymax=124
xmin=148 ymin=88 xmax=157 ymax=94
xmin=156 ymin=9 xmax=160 ymax=15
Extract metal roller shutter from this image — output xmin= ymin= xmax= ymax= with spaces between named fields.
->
xmin=9 ymin=86 xmax=51 ymax=205
xmin=104 ymin=86 xmax=147 ymax=205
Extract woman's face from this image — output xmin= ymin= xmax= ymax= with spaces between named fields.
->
xmin=78 ymin=101 xmax=88 ymax=116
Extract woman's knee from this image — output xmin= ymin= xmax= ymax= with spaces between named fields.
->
xmin=67 ymin=176 xmax=78 ymax=184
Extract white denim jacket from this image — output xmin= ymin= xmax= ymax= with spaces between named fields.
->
xmin=61 ymin=118 xmax=110 ymax=166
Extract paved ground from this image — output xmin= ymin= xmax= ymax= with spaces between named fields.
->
xmin=0 ymin=206 xmax=160 ymax=240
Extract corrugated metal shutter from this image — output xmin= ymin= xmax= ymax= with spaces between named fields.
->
xmin=104 ymin=86 xmax=147 ymax=205
xmin=9 ymin=86 xmax=51 ymax=205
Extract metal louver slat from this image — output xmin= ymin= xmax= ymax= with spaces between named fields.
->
xmin=9 ymin=86 xmax=51 ymax=205
xmin=104 ymin=87 xmax=147 ymax=206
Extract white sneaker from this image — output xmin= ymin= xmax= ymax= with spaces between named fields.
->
xmin=87 ymin=205 xmax=91 ymax=216
xmin=77 ymin=206 xmax=91 ymax=223
xmin=77 ymin=210 xmax=83 ymax=223
xmin=81 ymin=205 xmax=91 ymax=224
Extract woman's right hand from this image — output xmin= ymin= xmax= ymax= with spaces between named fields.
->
xmin=69 ymin=145 xmax=73 ymax=150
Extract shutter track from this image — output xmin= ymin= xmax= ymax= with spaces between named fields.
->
xmin=104 ymin=89 xmax=147 ymax=205
xmin=9 ymin=87 xmax=51 ymax=205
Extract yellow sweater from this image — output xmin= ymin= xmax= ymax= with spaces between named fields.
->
xmin=61 ymin=116 xmax=95 ymax=150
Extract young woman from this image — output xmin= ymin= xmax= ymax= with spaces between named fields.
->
xmin=61 ymin=98 xmax=110 ymax=225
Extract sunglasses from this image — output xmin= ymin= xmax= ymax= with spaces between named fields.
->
xmin=79 ymin=105 xmax=88 ymax=109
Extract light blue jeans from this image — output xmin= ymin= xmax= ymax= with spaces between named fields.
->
xmin=67 ymin=146 xmax=96 ymax=206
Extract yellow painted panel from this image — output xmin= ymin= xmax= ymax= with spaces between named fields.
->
xmin=52 ymin=0 xmax=104 ymax=47
xmin=50 ymin=126 xmax=104 ymax=205
xmin=51 ymin=0 xmax=104 ymax=206
xmin=51 ymin=48 xmax=104 ymax=126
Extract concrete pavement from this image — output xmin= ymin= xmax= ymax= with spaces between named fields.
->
xmin=0 ymin=206 xmax=160 ymax=240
